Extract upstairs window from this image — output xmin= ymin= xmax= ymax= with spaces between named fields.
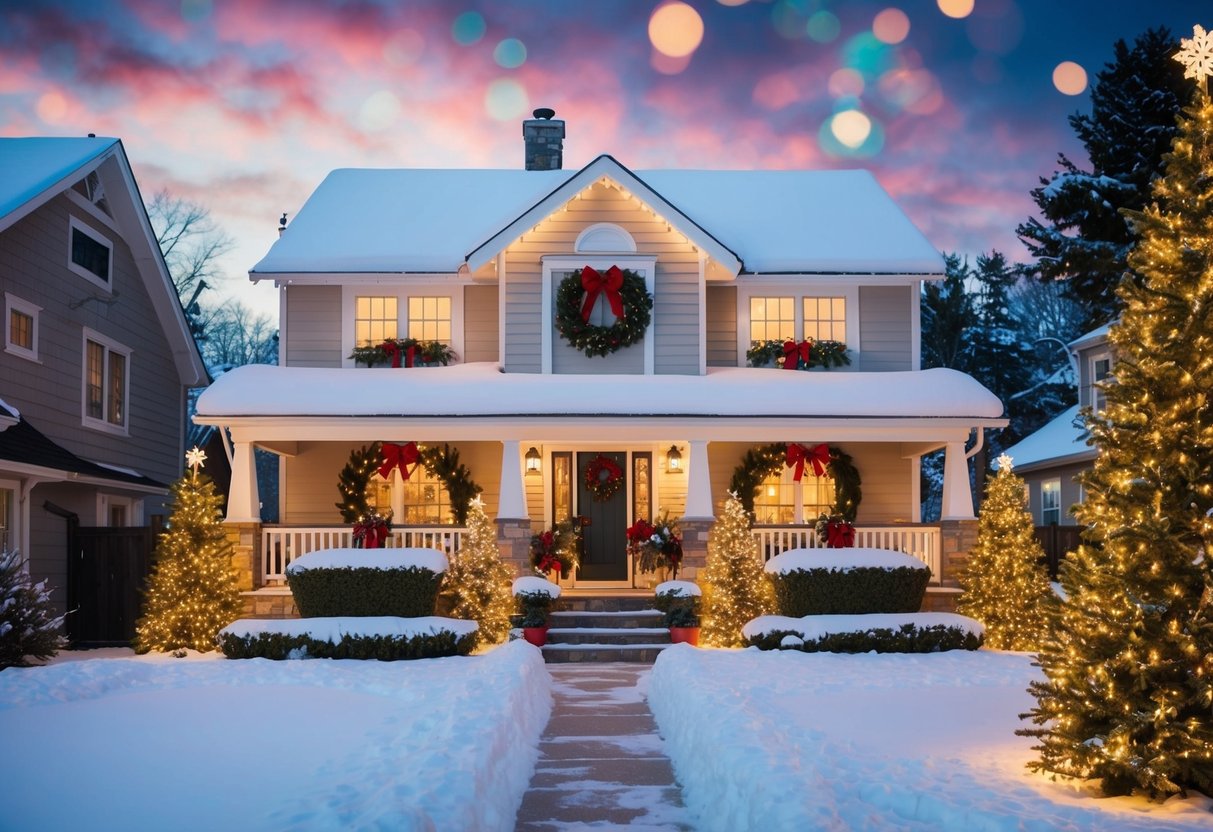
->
xmin=68 ymin=217 xmax=112 ymax=287
xmin=1040 ymin=478 xmax=1061 ymax=526
xmin=1090 ymin=354 xmax=1112 ymax=412
xmin=82 ymin=329 xmax=130 ymax=433
xmin=749 ymin=296 xmax=794 ymax=345
xmin=4 ymin=293 xmax=39 ymax=361
xmin=354 ymin=296 xmax=398 ymax=347
xmin=803 ymin=297 xmax=846 ymax=341
xmin=408 ymin=296 xmax=452 ymax=344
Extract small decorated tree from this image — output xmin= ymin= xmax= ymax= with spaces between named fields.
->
xmin=135 ymin=448 xmax=242 ymax=653
xmin=442 ymin=497 xmax=514 ymax=646
xmin=0 ymin=549 xmax=67 ymax=668
xmin=702 ymin=492 xmax=775 ymax=647
xmin=957 ymin=455 xmax=1054 ymax=650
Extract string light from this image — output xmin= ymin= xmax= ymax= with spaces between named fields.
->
xmin=702 ymin=492 xmax=775 ymax=647
xmin=442 ymin=497 xmax=514 ymax=646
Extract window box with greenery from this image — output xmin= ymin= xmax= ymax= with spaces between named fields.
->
xmin=348 ymin=338 xmax=456 ymax=368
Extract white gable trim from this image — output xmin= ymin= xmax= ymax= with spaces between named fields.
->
xmin=466 ymin=155 xmax=743 ymax=276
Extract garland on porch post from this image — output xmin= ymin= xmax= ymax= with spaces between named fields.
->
xmin=727 ymin=442 xmax=862 ymax=522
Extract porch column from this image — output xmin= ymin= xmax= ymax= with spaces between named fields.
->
xmin=497 ymin=440 xmax=528 ymax=521
xmin=225 ymin=441 xmax=261 ymax=523
xmin=940 ymin=441 xmax=975 ymax=520
xmin=684 ymin=439 xmax=714 ymax=520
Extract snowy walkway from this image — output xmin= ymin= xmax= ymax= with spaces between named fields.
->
xmin=514 ymin=664 xmax=694 ymax=831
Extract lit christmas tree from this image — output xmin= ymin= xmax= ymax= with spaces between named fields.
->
xmin=1022 ymin=30 xmax=1213 ymax=798
xmin=442 ymin=497 xmax=514 ymax=646
xmin=702 ymin=492 xmax=774 ymax=648
xmin=957 ymin=454 xmax=1054 ymax=651
xmin=135 ymin=448 xmax=243 ymax=653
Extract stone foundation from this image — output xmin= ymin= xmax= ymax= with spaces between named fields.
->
xmin=938 ymin=519 xmax=979 ymax=587
xmin=224 ymin=522 xmax=261 ymax=592
xmin=919 ymin=587 xmax=962 ymax=613
xmin=241 ymin=589 xmax=299 ymax=619
xmin=497 ymin=517 xmax=535 ymax=576
xmin=677 ymin=519 xmax=713 ymax=581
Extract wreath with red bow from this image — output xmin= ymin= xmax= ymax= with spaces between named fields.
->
xmin=555 ymin=266 xmax=653 ymax=358
xmin=583 ymin=454 xmax=625 ymax=502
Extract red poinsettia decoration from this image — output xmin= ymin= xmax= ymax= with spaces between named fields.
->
xmin=352 ymin=509 xmax=392 ymax=549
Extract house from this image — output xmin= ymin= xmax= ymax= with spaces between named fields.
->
xmin=0 ymin=137 xmax=208 ymax=634
xmin=194 ymin=111 xmax=1005 ymax=616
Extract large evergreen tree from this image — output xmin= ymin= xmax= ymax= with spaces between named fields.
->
xmin=920 ymin=253 xmax=976 ymax=372
xmin=702 ymin=493 xmax=774 ymax=648
xmin=1018 ymin=28 xmax=1187 ymax=328
xmin=442 ymin=497 xmax=514 ymax=646
xmin=1020 ymin=67 xmax=1213 ymax=797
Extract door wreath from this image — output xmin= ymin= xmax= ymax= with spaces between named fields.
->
xmin=555 ymin=265 xmax=653 ymax=358
xmin=583 ymin=454 xmax=625 ymax=502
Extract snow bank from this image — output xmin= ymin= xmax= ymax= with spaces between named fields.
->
xmin=649 ymin=647 xmax=1211 ymax=831
xmin=285 ymin=546 xmax=447 ymax=574
xmin=220 ymin=615 xmax=478 ymax=641
xmin=742 ymin=612 xmax=984 ymax=641
xmin=655 ymin=580 xmax=701 ymax=597
xmin=764 ymin=546 xmax=928 ymax=574
xmin=0 ymin=640 xmax=551 ymax=832
xmin=513 ymin=576 xmax=561 ymax=597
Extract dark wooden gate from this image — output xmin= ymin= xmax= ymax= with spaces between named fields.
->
xmin=576 ymin=452 xmax=629 ymax=581
xmin=1034 ymin=525 xmax=1083 ymax=580
xmin=67 ymin=526 xmax=155 ymax=647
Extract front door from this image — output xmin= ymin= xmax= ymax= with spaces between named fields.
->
xmin=575 ymin=451 xmax=629 ymax=582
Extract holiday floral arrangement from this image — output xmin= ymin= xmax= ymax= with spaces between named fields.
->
xmin=627 ymin=511 xmax=684 ymax=577
xmin=352 ymin=509 xmax=392 ymax=549
xmin=746 ymin=339 xmax=851 ymax=370
xmin=349 ymin=338 xmax=457 ymax=368
xmin=529 ymin=518 xmax=582 ymax=578
xmin=815 ymin=512 xmax=856 ymax=548
xmin=583 ymin=454 xmax=625 ymax=502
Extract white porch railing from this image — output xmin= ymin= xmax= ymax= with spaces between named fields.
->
xmin=260 ymin=525 xmax=464 ymax=584
xmin=751 ymin=525 xmax=942 ymax=584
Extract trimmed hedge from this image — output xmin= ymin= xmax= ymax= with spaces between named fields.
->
xmin=287 ymin=566 xmax=443 ymax=618
xmin=771 ymin=566 xmax=929 ymax=616
xmin=745 ymin=623 xmax=982 ymax=653
xmin=218 ymin=629 xmax=475 ymax=660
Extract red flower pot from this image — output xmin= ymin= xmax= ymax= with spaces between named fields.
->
xmin=522 ymin=626 xmax=548 ymax=647
xmin=669 ymin=627 xmax=700 ymax=646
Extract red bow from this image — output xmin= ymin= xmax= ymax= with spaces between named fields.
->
xmin=353 ymin=520 xmax=389 ymax=549
xmin=782 ymin=339 xmax=812 ymax=370
xmin=379 ymin=441 xmax=420 ymax=480
xmin=381 ymin=340 xmax=401 ymax=368
xmin=826 ymin=520 xmax=855 ymax=548
xmin=580 ymin=265 xmax=625 ymax=323
xmin=785 ymin=443 xmax=831 ymax=481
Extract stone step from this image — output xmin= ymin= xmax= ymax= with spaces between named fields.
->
xmin=546 ymin=627 xmax=671 ymax=646
xmin=548 ymin=610 xmax=664 ymax=629
xmin=558 ymin=594 xmax=658 ymax=613
xmin=542 ymin=643 xmax=671 ymax=664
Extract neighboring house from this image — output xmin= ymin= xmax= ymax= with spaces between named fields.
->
xmin=194 ymin=112 xmax=1005 ymax=613
xmin=1000 ymin=324 xmax=1111 ymax=526
xmin=0 ymin=137 xmax=208 ymax=620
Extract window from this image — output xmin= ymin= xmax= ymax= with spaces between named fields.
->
xmin=803 ymin=297 xmax=846 ymax=341
xmin=68 ymin=217 xmax=113 ymax=287
xmin=354 ymin=296 xmax=398 ymax=347
xmin=753 ymin=469 xmax=834 ymax=525
xmin=408 ymin=296 xmax=452 ymax=344
xmin=82 ymin=329 xmax=130 ymax=433
xmin=0 ymin=486 xmax=12 ymax=553
xmin=749 ymin=296 xmax=794 ymax=345
xmin=4 ymin=293 xmax=39 ymax=361
xmin=368 ymin=464 xmax=451 ymax=525
xmin=1090 ymin=354 xmax=1112 ymax=412
xmin=1041 ymin=479 xmax=1061 ymax=525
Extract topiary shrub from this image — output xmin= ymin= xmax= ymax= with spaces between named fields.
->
xmin=654 ymin=581 xmax=702 ymax=628
xmin=766 ymin=548 xmax=930 ymax=616
xmin=286 ymin=548 xmax=448 ymax=618
xmin=218 ymin=629 xmax=475 ymax=660
xmin=744 ymin=623 xmax=982 ymax=653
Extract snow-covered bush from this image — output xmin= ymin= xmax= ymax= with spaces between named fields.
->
xmin=742 ymin=612 xmax=983 ymax=653
xmin=217 ymin=616 xmax=477 ymax=660
xmin=654 ymin=581 xmax=702 ymax=628
xmin=765 ymin=548 xmax=930 ymax=616
xmin=0 ymin=549 xmax=67 ymax=668
xmin=286 ymin=548 xmax=446 ymax=618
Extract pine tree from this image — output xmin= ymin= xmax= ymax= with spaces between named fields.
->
xmin=957 ymin=456 xmax=1053 ymax=651
xmin=0 ymin=549 xmax=67 ymax=668
xmin=1020 ymin=70 xmax=1213 ymax=798
xmin=702 ymin=493 xmax=774 ymax=648
xmin=1018 ymin=28 xmax=1187 ymax=328
xmin=920 ymin=253 xmax=977 ymax=372
xmin=135 ymin=461 xmax=242 ymax=653
xmin=442 ymin=497 xmax=515 ymax=646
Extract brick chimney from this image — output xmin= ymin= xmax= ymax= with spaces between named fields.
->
xmin=523 ymin=107 xmax=564 ymax=170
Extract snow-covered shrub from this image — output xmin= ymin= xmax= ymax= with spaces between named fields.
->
xmin=286 ymin=548 xmax=446 ymax=618
xmin=0 ymin=549 xmax=67 ymax=668
xmin=766 ymin=548 xmax=930 ymax=616
xmin=513 ymin=590 xmax=557 ymax=628
xmin=218 ymin=616 xmax=476 ymax=660
xmin=742 ymin=613 xmax=983 ymax=653
xmin=653 ymin=583 xmax=701 ymax=628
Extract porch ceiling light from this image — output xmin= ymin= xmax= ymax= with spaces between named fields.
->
xmin=525 ymin=446 xmax=542 ymax=475
xmin=666 ymin=445 xmax=683 ymax=473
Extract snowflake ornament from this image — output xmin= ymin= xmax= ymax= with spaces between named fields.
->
xmin=185 ymin=446 xmax=207 ymax=474
xmin=1175 ymin=25 xmax=1213 ymax=90
xmin=997 ymin=453 xmax=1014 ymax=472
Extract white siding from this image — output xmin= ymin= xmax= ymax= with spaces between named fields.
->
xmin=857 ymin=285 xmax=912 ymax=371
xmin=284 ymin=285 xmax=342 ymax=367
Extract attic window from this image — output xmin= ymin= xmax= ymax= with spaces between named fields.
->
xmin=68 ymin=217 xmax=113 ymax=289
xmin=575 ymin=223 xmax=636 ymax=254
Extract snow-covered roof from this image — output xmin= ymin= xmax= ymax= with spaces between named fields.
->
xmin=251 ymin=159 xmax=943 ymax=276
xmin=195 ymin=363 xmax=1003 ymax=420
xmin=0 ymin=137 xmax=117 ymax=228
xmin=998 ymin=404 xmax=1094 ymax=472
xmin=1067 ymin=323 xmax=1111 ymax=353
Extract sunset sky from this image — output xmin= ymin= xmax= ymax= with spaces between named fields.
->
xmin=1 ymin=0 xmax=1207 ymax=319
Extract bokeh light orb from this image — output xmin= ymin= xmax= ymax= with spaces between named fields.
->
xmin=1053 ymin=61 xmax=1088 ymax=96
xmin=936 ymin=0 xmax=974 ymax=19
xmin=872 ymin=8 xmax=910 ymax=44
xmin=842 ymin=32 xmax=893 ymax=79
xmin=649 ymin=2 xmax=705 ymax=58
xmin=358 ymin=90 xmax=401 ymax=132
xmin=717 ymin=0 xmax=749 ymax=5
xmin=485 ymin=78 xmax=529 ymax=121
xmin=831 ymin=110 xmax=872 ymax=148
xmin=828 ymin=68 xmax=865 ymax=98
xmin=452 ymin=11 xmax=486 ymax=46
xmin=36 ymin=91 xmax=67 ymax=123
xmin=805 ymin=10 xmax=840 ymax=43
xmin=494 ymin=38 xmax=527 ymax=69
xmin=819 ymin=111 xmax=884 ymax=158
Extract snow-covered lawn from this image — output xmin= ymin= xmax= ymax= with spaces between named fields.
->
xmin=650 ymin=645 xmax=1213 ymax=831
xmin=0 ymin=641 xmax=549 ymax=832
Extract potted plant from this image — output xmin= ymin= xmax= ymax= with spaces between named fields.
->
xmin=654 ymin=580 xmax=702 ymax=646
xmin=626 ymin=510 xmax=683 ymax=584
xmin=529 ymin=518 xmax=581 ymax=581
xmin=512 ymin=577 xmax=560 ymax=647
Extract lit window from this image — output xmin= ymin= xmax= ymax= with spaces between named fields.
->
xmin=803 ymin=296 xmax=846 ymax=341
xmin=1041 ymin=479 xmax=1061 ymax=525
xmin=408 ymin=296 xmax=452 ymax=344
xmin=749 ymin=296 xmax=794 ymax=345
xmin=82 ymin=330 xmax=129 ymax=432
xmin=68 ymin=217 xmax=112 ymax=286
xmin=753 ymin=469 xmax=834 ymax=525
xmin=1091 ymin=354 xmax=1112 ymax=412
xmin=369 ymin=465 xmax=451 ymax=525
xmin=4 ymin=293 xmax=40 ymax=360
xmin=355 ymin=296 xmax=398 ymax=347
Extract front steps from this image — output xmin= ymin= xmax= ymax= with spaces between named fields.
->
xmin=542 ymin=594 xmax=671 ymax=664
